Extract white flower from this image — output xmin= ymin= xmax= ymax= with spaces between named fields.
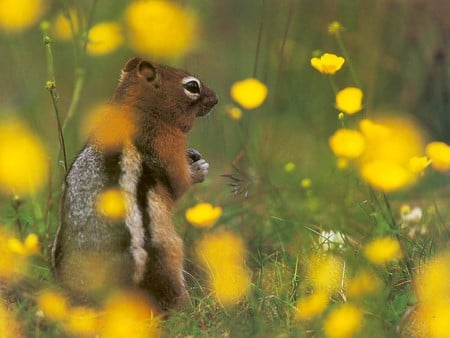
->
xmin=319 ymin=231 xmax=346 ymax=251
xmin=401 ymin=207 xmax=423 ymax=224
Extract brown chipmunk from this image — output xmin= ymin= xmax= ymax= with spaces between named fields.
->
xmin=52 ymin=57 xmax=218 ymax=310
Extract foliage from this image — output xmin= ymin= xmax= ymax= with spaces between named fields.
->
xmin=0 ymin=1 xmax=449 ymax=337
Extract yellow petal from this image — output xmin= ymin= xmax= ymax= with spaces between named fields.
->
xmin=426 ymin=141 xmax=450 ymax=172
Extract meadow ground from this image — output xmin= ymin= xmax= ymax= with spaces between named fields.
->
xmin=0 ymin=1 xmax=449 ymax=337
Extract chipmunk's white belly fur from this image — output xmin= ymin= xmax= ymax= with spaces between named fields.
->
xmin=120 ymin=144 xmax=147 ymax=283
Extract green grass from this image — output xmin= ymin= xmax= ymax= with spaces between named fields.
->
xmin=1 ymin=1 xmax=449 ymax=337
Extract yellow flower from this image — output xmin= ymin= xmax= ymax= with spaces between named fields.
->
xmin=230 ymin=78 xmax=268 ymax=110
xmin=87 ymin=22 xmax=123 ymax=56
xmin=358 ymin=117 xmax=425 ymax=192
xmin=0 ymin=120 xmax=49 ymax=196
xmin=306 ymin=254 xmax=344 ymax=293
xmin=310 ymin=53 xmax=345 ymax=74
xmin=65 ymin=306 xmax=100 ymax=337
xmin=96 ymin=188 xmax=127 ymax=220
xmin=0 ymin=231 xmax=27 ymax=280
xmin=51 ymin=9 xmax=81 ymax=41
xmin=347 ymin=270 xmax=381 ymax=298
xmin=426 ymin=141 xmax=450 ymax=172
xmin=413 ymin=251 xmax=450 ymax=338
xmin=7 ymin=233 xmax=40 ymax=256
xmin=36 ymin=289 xmax=69 ymax=321
xmin=0 ymin=299 xmax=23 ymax=337
xmin=335 ymin=87 xmax=363 ymax=115
xmin=196 ymin=231 xmax=251 ymax=306
xmin=324 ymin=304 xmax=363 ymax=338
xmin=0 ymin=0 xmax=46 ymax=33
xmin=101 ymin=291 xmax=160 ymax=338
xmin=408 ymin=156 xmax=431 ymax=175
xmin=329 ymin=128 xmax=366 ymax=159
xmin=185 ymin=202 xmax=222 ymax=228
xmin=363 ymin=237 xmax=403 ymax=265
xmin=300 ymin=178 xmax=312 ymax=189
xmin=360 ymin=160 xmax=415 ymax=192
xmin=226 ymin=106 xmax=243 ymax=120
xmin=124 ymin=0 xmax=197 ymax=59
xmin=82 ymin=104 xmax=136 ymax=151
xmin=415 ymin=251 xmax=450 ymax=307
xmin=336 ymin=158 xmax=349 ymax=170
xmin=295 ymin=291 xmax=329 ymax=320
xmin=210 ymin=264 xmax=252 ymax=306
xmin=328 ymin=21 xmax=343 ymax=34
xmin=284 ymin=162 xmax=296 ymax=172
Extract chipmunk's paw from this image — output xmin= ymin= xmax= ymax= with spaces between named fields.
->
xmin=186 ymin=148 xmax=202 ymax=164
xmin=190 ymin=159 xmax=209 ymax=183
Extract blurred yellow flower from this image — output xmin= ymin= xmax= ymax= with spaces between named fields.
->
xmin=328 ymin=21 xmax=343 ymax=34
xmin=101 ymin=291 xmax=160 ymax=338
xmin=0 ymin=0 xmax=46 ymax=33
xmin=185 ymin=202 xmax=222 ymax=228
xmin=347 ymin=270 xmax=381 ymax=298
xmin=358 ymin=117 xmax=425 ymax=192
xmin=51 ymin=9 xmax=80 ymax=41
xmin=329 ymin=128 xmax=366 ymax=159
xmin=7 ymin=233 xmax=40 ymax=256
xmin=361 ymin=160 xmax=415 ymax=192
xmin=230 ymin=78 xmax=268 ymax=110
xmin=335 ymin=87 xmax=363 ymax=115
xmin=65 ymin=306 xmax=100 ymax=337
xmin=0 ymin=299 xmax=23 ymax=337
xmin=336 ymin=158 xmax=349 ymax=170
xmin=96 ymin=188 xmax=127 ymax=220
xmin=300 ymin=178 xmax=312 ymax=189
xmin=363 ymin=237 xmax=402 ymax=265
xmin=408 ymin=156 xmax=431 ymax=175
xmin=306 ymin=254 xmax=344 ymax=293
xmin=311 ymin=53 xmax=345 ymax=74
xmin=226 ymin=106 xmax=243 ymax=121
xmin=87 ymin=22 xmax=123 ymax=56
xmin=426 ymin=141 xmax=450 ymax=172
xmin=83 ymin=104 xmax=136 ymax=151
xmin=413 ymin=251 xmax=450 ymax=338
xmin=0 ymin=231 xmax=27 ymax=280
xmin=324 ymin=304 xmax=363 ymax=338
xmin=196 ymin=231 xmax=251 ymax=306
xmin=125 ymin=0 xmax=197 ymax=59
xmin=36 ymin=289 xmax=69 ymax=321
xmin=295 ymin=291 xmax=329 ymax=320
xmin=0 ymin=120 xmax=49 ymax=196
xmin=210 ymin=264 xmax=252 ymax=306
xmin=284 ymin=162 xmax=296 ymax=172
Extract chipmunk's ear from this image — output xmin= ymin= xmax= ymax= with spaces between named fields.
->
xmin=137 ymin=60 xmax=160 ymax=88
xmin=123 ymin=57 xmax=143 ymax=72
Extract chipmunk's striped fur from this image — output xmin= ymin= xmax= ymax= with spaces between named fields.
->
xmin=52 ymin=57 xmax=217 ymax=310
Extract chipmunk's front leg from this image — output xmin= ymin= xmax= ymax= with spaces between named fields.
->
xmin=186 ymin=148 xmax=209 ymax=183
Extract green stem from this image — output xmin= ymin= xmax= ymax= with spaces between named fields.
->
xmin=334 ymin=31 xmax=362 ymax=88
xmin=41 ymin=23 xmax=68 ymax=172
xmin=327 ymin=75 xmax=338 ymax=95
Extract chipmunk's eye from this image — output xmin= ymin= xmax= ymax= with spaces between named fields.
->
xmin=183 ymin=80 xmax=200 ymax=94
xmin=182 ymin=76 xmax=201 ymax=99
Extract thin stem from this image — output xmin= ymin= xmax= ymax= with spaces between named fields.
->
xmin=327 ymin=75 xmax=338 ymax=95
xmin=41 ymin=23 xmax=68 ymax=172
xmin=253 ymin=0 xmax=265 ymax=78
xmin=334 ymin=31 xmax=362 ymax=88
xmin=273 ymin=0 xmax=294 ymax=106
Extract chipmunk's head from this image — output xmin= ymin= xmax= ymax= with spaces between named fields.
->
xmin=114 ymin=57 xmax=218 ymax=132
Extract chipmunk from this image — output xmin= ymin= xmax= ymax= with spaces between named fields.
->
xmin=51 ymin=57 xmax=218 ymax=310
